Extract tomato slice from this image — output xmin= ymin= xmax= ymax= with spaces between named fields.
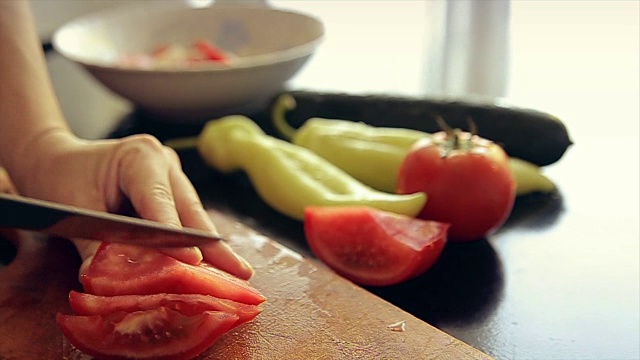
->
xmin=81 ymin=243 xmax=265 ymax=305
xmin=304 ymin=206 xmax=449 ymax=286
xmin=57 ymin=307 xmax=237 ymax=360
xmin=193 ymin=39 xmax=228 ymax=62
xmin=69 ymin=291 xmax=261 ymax=328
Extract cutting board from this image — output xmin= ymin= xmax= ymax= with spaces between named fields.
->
xmin=0 ymin=208 xmax=492 ymax=359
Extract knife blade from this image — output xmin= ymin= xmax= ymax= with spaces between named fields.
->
xmin=0 ymin=193 xmax=224 ymax=247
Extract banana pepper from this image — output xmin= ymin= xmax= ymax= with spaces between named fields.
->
xmin=273 ymin=94 xmax=426 ymax=193
xmin=272 ymin=94 xmax=556 ymax=196
xmin=197 ymin=115 xmax=426 ymax=221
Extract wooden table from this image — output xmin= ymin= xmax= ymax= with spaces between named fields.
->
xmin=2 ymin=4 xmax=639 ymax=358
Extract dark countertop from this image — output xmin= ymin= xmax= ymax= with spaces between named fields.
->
xmin=31 ymin=32 xmax=640 ymax=360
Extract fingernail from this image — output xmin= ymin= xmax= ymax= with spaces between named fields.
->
xmin=220 ymin=241 xmax=254 ymax=278
xmin=236 ymin=253 xmax=255 ymax=278
xmin=160 ymin=246 xmax=202 ymax=265
xmin=189 ymin=246 xmax=204 ymax=263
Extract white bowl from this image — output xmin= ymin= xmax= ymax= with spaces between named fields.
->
xmin=52 ymin=2 xmax=324 ymax=121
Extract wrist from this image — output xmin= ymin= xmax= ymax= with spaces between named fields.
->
xmin=8 ymin=127 xmax=80 ymax=198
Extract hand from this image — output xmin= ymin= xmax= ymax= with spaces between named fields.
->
xmin=19 ymin=130 xmax=253 ymax=280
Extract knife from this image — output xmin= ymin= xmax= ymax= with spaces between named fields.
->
xmin=0 ymin=193 xmax=224 ymax=247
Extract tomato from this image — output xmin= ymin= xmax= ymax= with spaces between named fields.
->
xmin=193 ymin=39 xmax=228 ymax=62
xmin=304 ymin=206 xmax=449 ymax=286
xmin=56 ymin=307 xmax=237 ymax=360
xmin=396 ymin=130 xmax=516 ymax=241
xmin=151 ymin=43 xmax=171 ymax=58
xmin=68 ymin=291 xmax=262 ymax=328
xmin=81 ymin=243 xmax=265 ymax=305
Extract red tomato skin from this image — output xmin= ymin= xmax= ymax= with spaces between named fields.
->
xmin=56 ymin=308 xmax=238 ymax=360
xmin=81 ymin=243 xmax=265 ymax=305
xmin=304 ymin=206 xmax=449 ymax=287
xmin=68 ymin=291 xmax=262 ymax=328
xmin=397 ymin=135 xmax=516 ymax=241
xmin=193 ymin=39 xmax=228 ymax=62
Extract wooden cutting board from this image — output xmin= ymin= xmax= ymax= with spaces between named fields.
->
xmin=0 ymin=209 xmax=492 ymax=359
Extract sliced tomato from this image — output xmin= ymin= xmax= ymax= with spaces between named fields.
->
xmin=193 ymin=39 xmax=228 ymax=62
xmin=57 ymin=307 xmax=237 ymax=360
xmin=81 ymin=243 xmax=265 ymax=305
xmin=304 ymin=206 xmax=449 ymax=286
xmin=69 ymin=291 xmax=261 ymax=328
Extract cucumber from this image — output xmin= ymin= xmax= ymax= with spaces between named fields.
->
xmin=256 ymin=91 xmax=573 ymax=167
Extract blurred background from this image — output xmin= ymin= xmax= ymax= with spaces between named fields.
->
xmin=33 ymin=0 xmax=639 ymax=141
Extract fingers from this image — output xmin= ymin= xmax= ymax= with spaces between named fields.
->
xmin=71 ymin=239 xmax=101 ymax=281
xmin=114 ymin=135 xmax=203 ymax=265
xmin=170 ymin=165 xmax=254 ymax=279
xmin=158 ymin=247 xmax=203 ymax=265
xmin=200 ymin=241 xmax=254 ymax=280
xmin=71 ymin=239 xmax=102 ymax=262
xmin=116 ymin=136 xmax=181 ymax=227
xmin=0 ymin=167 xmax=18 ymax=194
xmin=78 ymin=255 xmax=94 ymax=280
xmin=113 ymin=135 xmax=253 ymax=276
xmin=166 ymin=153 xmax=217 ymax=233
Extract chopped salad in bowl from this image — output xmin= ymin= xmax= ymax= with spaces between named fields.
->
xmin=117 ymin=39 xmax=234 ymax=69
xmin=53 ymin=3 xmax=324 ymax=121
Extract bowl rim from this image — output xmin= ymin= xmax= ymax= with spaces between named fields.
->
xmin=52 ymin=2 xmax=325 ymax=74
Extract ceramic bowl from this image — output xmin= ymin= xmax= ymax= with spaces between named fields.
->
xmin=52 ymin=2 xmax=324 ymax=121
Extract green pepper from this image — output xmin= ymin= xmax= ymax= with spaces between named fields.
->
xmin=272 ymin=94 xmax=557 ymax=196
xmin=197 ymin=115 xmax=427 ymax=221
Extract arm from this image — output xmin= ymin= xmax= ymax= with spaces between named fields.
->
xmin=0 ymin=1 xmax=253 ymax=279
xmin=0 ymin=0 xmax=70 ymax=182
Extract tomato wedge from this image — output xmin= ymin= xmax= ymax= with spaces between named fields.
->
xmin=68 ymin=291 xmax=262 ymax=328
xmin=304 ymin=206 xmax=449 ymax=286
xmin=57 ymin=307 xmax=237 ymax=360
xmin=81 ymin=243 xmax=265 ymax=305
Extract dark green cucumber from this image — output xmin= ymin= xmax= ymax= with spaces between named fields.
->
xmin=257 ymin=91 xmax=573 ymax=167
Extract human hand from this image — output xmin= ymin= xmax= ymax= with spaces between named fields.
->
xmin=16 ymin=130 xmax=253 ymax=280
